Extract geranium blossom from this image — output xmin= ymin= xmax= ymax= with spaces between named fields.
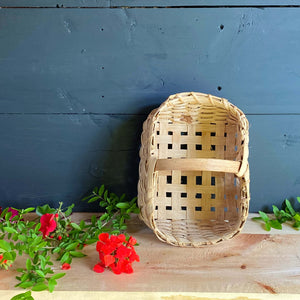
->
xmin=39 ymin=213 xmax=57 ymax=238
xmin=61 ymin=263 xmax=71 ymax=270
xmin=94 ymin=233 xmax=139 ymax=275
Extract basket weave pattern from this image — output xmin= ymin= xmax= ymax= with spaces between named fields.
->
xmin=138 ymin=92 xmax=250 ymax=247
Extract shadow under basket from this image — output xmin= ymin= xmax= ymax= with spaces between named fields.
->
xmin=138 ymin=92 xmax=250 ymax=247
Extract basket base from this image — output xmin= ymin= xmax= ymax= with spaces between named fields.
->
xmin=154 ymin=218 xmax=241 ymax=247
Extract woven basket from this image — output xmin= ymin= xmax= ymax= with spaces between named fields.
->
xmin=138 ymin=92 xmax=250 ymax=247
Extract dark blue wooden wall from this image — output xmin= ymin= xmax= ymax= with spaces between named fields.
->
xmin=1 ymin=0 xmax=300 ymax=212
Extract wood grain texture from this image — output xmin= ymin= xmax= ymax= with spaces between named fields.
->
xmin=0 ymin=214 xmax=300 ymax=299
xmin=1 ymin=8 xmax=300 ymax=114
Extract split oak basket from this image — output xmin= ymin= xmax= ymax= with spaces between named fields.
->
xmin=138 ymin=92 xmax=250 ymax=247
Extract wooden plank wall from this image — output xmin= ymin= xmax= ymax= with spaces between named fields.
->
xmin=0 ymin=1 xmax=300 ymax=212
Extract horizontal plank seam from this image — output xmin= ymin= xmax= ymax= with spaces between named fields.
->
xmin=1 ymin=113 xmax=300 ymax=116
xmin=2 ymin=5 xmax=300 ymax=8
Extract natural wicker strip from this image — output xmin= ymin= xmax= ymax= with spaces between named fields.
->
xmin=155 ymin=158 xmax=241 ymax=173
xmin=138 ymin=92 xmax=250 ymax=247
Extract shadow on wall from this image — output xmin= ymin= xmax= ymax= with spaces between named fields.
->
xmin=81 ymin=105 xmax=158 ymax=212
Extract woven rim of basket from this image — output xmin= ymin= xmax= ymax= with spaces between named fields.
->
xmin=138 ymin=92 xmax=250 ymax=246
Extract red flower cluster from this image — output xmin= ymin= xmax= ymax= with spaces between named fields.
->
xmin=39 ymin=213 xmax=57 ymax=238
xmin=93 ymin=233 xmax=139 ymax=275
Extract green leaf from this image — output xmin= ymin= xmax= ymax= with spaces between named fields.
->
xmin=26 ymin=258 xmax=32 ymax=270
xmin=258 ymin=211 xmax=269 ymax=222
xmin=5 ymin=212 xmax=12 ymax=221
xmin=36 ymin=270 xmax=45 ymax=277
xmin=269 ymin=219 xmax=282 ymax=230
xmin=65 ymin=242 xmax=79 ymax=251
xmin=3 ymin=251 xmax=16 ymax=261
xmin=23 ymin=207 xmax=35 ymax=214
xmin=98 ymin=185 xmax=105 ymax=197
xmin=91 ymin=215 xmax=96 ymax=225
xmin=64 ymin=204 xmax=74 ymax=217
xmin=293 ymin=221 xmax=300 ymax=228
xmin=265 ymin=222 xmax=271 ymax=231
xmin=18 ymin=281 xmax=34 ymax=289
xmin=272 ymin=205 xmax=280 ymax=217
xmin=285 ymin=199 xmax=296 ymax=216
xmin=52 ymin=247 xmax=61 ymax=254
xmin=80 ymin=220 xmax=85 ymax=229
xmin=31 ymin=283 xmax=48 ymax=291
xmin=4 ymin=227 xmax=18 ymax=234
xmin=87 ymin=196 xmax=99 ymax=204
xmin=48 ymin=278 xmax=57 ymax=293
xmin=99 ymin=201 xmax=107 ymax=207
xmin=36 ymin=204 xmax=56 ymax=216
xmin=70 ymin=223 xmax=81 ymax=230
xmin=11 ymin=291 xmax=33 ymax=300
xmin=81 ymin=195 xmax=92 ymax=202
xmin=116 ymin=203 xmax=130 ymax=209
xmin=70 ymin=251 xmax=86 ymax=257
xmin=0 ymin=240 xmax=11 ymax=251
xmin=294 ymin=213 xmax=300 ymax=222
xmin=100 ymin=213 xmax=108 ymax=221
xmin=297 ymin=197 xmax=300 ymax=204
xmin=51 ymin=273 xmax=66 ymax=280
xmin=60 ymin=252 xmax=70 ymax=264
xmin=103 ymin=190 xmax=108 ymax=201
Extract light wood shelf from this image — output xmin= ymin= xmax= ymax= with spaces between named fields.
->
xmin=1 ymin=213 xmax=300 ymax=300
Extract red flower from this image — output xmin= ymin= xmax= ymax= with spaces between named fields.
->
xmin=58 ymin=236 xmax=62 ymax=241
xmin=115 ymin=245 xmax=131 ymax=259
xmin=98 ymin=233 xmax=109 ymax=242
xmin=94 ymin=234 xmax=139 ymax=275
xmin=128 ymin=236 xmax=137 ymax=246
xmin=39 ymin=213 xmax=57 ymax=238
xmin=61 ymin=263 xmax=71 ymax=270
xmin=93 ymin=263 xmax=104 ymax=273
xmin=103 ymin=254 xmax=115 ymax=267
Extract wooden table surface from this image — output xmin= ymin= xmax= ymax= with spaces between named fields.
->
xmin=1 ymin=213 xmax=300 ymax=300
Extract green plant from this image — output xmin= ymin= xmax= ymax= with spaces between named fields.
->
xmin=81 ymin=184 xmax=140 ymax=234
xmin=0 ymin=185 xmax=139 ymax=300
xmin=252 ymin=197 xmax=300 ymax=231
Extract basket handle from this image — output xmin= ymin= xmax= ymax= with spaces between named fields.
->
xmin=155 ymin=158 xmax=241 ymax=174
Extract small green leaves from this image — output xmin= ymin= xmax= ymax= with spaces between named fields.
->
xmin=11 ymin=291 xmax=33 ymax=300
xmin=0 ymin=186 xmax=138 ymax=297
xmin=253 ymin=197 xmax=300 ymax=231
